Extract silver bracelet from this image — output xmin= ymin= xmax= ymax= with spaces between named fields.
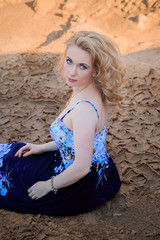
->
xmin=51 ymin=176 xmax=58 ymax=194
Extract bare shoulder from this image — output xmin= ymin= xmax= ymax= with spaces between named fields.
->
xmin=71 ymin=101 xmax=98 ymax=133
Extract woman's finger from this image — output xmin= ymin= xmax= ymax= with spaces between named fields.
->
xmin=15 ymin=149 xmax=22 ymax=157
xmin=28 ymin=189 xmax=35 ymax=196
xmin=23 ymin=150 xmax=32 ymax=157
xmin=28 ymin=189 xmax=38 ymax=200
xmin=31 ymin=195 xmax=38 ymax=200
xmin=28 ymin=192 xmax=34 ymax=197
xmin=28 ymin=188 xmax=32 ymax=193
xmin=15 ymin=146 xmax=24 ymax=157
xmin=15 ymin=149 xmax=21 ymax=157
xmin=15 ymin=145 xmax=30 ymax=157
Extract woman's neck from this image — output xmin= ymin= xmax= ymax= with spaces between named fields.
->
xmin=72 ymin=82 xmax=95 ymax=95
xmin=66 ymin=82 xmax=95 ymax=107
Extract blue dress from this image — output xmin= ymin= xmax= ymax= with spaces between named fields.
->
xmin=0 ymin=100 xmax=121 ymax=215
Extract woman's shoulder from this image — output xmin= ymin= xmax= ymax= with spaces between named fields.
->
xmin=71 ymin=93 xmax=109 ymax=118
xmin=71 ymin=99 xmax=99 ymax=119
xmin=70 ymin=101 xmax=98 ymax=135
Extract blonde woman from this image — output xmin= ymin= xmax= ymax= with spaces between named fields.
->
xmin=0 ymin=31 xmax=125 ymax=215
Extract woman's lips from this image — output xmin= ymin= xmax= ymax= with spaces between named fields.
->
xmin=68 ymin=77 xmax=77 ymax=83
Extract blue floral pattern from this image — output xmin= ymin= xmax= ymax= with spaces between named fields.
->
xmin=0 ymin=144 xmax=12 ymax=196
xmin=50 ymin=100 xmax=109 ymax=187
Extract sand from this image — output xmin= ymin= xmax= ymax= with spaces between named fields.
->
xmin=0 ymin=0 xmax=160 ymax=239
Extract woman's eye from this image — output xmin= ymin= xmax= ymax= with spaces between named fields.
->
xmin=66 ymin=58 xmax=72 ymax=64
xmin=80 ymin=64 xmax=87 ymax=70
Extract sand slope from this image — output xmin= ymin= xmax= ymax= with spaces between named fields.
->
xmin=0 ymin=0 xmax=160 ymax=54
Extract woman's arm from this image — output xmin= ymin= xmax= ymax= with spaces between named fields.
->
xmin=15 ymin=141 xmax=58 ymax=157
xmin=28 ymin=103 xmax=98 ymax=199
xmin=52 ymin=104 xmax=97 ymax=189
xmin=40 ymin=141 xmax=59 ymax=153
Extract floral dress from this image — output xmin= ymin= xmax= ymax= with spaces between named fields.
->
xmin=0 ymin=100 xmax=121 ymax=215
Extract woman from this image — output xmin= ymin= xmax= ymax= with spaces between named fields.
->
xmin=0 ymin=31 xmax=125 ymax=215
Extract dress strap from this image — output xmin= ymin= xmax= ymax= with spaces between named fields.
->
xmin=61 ymin=100 xmax=99 ymax=132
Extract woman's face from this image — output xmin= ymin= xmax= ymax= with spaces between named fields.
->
xmin=64 ymin=45 xmax=96 ymax=89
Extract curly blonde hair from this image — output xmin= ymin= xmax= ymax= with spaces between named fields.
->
xmin=58 ymin=31 xmax=126 ymax=106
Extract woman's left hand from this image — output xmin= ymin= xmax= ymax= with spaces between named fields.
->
xmin=28 ymin=180 xmax=51 ymax=200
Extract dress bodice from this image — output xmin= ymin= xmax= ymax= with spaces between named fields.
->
xmin=50 ymin=100 xmax=109 ymax=176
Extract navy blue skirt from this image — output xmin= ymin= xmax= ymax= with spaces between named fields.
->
xmin=0 ymin=142 xmax=121 ymax=215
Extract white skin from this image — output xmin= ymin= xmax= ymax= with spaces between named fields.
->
xmin=15 ymin=45 xmax=107 ymax=200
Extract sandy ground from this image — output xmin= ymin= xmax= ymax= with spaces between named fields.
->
xmin=0 ymin=0 xmax=160 ymax=239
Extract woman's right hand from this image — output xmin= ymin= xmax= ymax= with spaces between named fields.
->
xmin=15 ymin=143 xmax=43 ymax=158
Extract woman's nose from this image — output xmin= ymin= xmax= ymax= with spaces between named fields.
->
xmin=70 ymin=65 xmax=77 ymax=75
